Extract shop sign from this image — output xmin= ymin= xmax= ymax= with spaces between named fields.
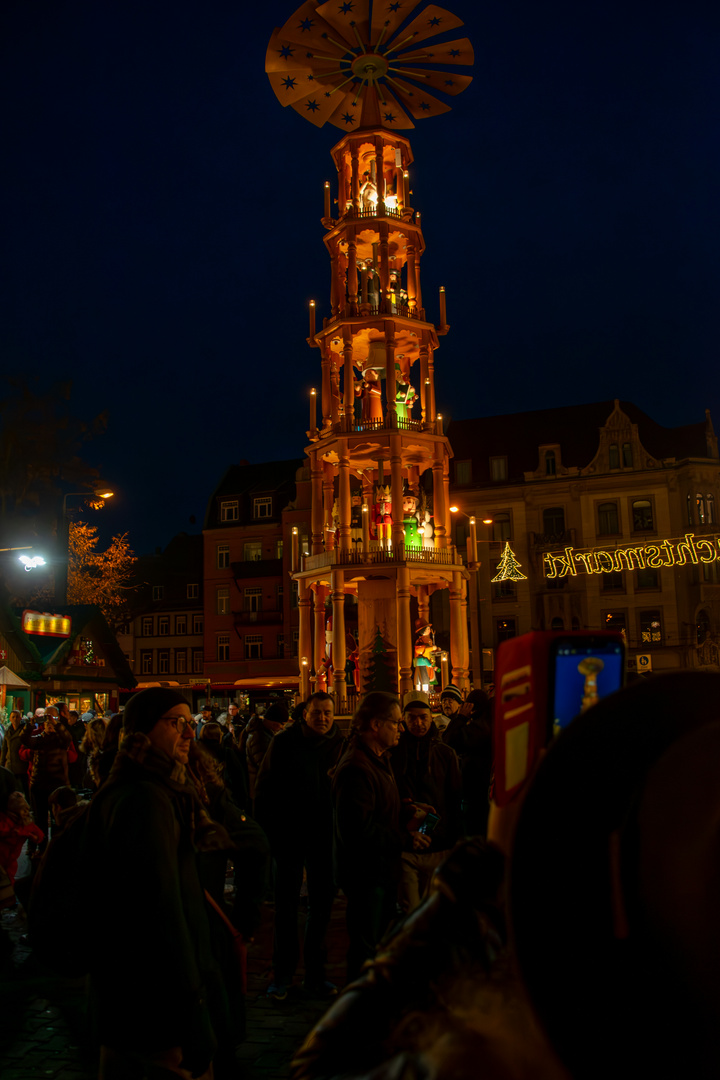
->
xmin=544 ymin=533 xmax=720 ymax=578
xmin=22 ymin=610 xmax=72 ymax=637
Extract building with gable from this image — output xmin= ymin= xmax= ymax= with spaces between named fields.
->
xmin=0 ymin=602 xmax=135 ymax=715
xmin=447 ymin=400 xmax=720 ymax=677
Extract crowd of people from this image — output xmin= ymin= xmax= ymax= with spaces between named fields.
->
xmin=0 ymin=666 xmax=717 ymax=1079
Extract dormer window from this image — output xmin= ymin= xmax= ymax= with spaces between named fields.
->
xmin=253 ymin=497 xmax=272 ymax=519
xmin=609 ymin=444 xmax=620 ymax=470
xmin=623 ymin=442 xmax=633 ymax=467
xmin=545 ymin=450 xmax=556 ymax=476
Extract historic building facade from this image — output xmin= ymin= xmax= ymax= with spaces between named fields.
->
xmin=447 ymin=400 xmax=720 ymax=678
xmin=202 ymin=459 xmax=308 ymax=696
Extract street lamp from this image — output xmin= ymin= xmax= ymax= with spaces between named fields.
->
xmin=449 ymin=506 xmax=493 ymax=690
xmin=56 ymin=488 xmax=115 ymax=606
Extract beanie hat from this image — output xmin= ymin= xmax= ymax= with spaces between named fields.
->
xmin=403 ymin=690 xmax=430 ymax=711
xmin=264 ymin=702 xmax=289 ymax=725
xmin=440 ymin=684 xmax=463 ymax=704
xmin=122 ymin=687 xmax=188 ymax=735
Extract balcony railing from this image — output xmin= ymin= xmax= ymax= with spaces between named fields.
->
xmin=347 ymin=416 xmax=425 ymax=434
xmin=302 ymin=545 xmax=462 ymax=572
xmin=343 ymin=204 xmax=403 ymax=221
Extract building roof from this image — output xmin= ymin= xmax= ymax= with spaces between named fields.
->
xmin=0 ymin=602 xmax=136 ymax=686
xmin=447 ymin=401 xmax=714 ymax=484
xmin=204 ymin=459 xmax=305 ymax=528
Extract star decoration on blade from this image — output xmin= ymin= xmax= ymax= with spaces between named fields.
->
xmin=266 ymin=1 xmax=474 ymax=131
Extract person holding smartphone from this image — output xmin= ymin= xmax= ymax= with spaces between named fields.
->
xmin=391 ymin=691 xmax=463 ymax=913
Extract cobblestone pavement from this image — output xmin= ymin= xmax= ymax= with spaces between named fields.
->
xmin=0 ymin=884 xmax=349 ymax=1080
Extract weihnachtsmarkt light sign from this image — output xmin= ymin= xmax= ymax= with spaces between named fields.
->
xmin=543 ymin=533 xmax=720 ymax=578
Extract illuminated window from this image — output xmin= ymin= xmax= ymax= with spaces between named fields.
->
xmin=545 ymin=451 xmax=556 ymax=477
xmin=455 ymin=460 xmax=472 ymax=484
xmin=253 ymin=497 xmax=272 ymax=519
xmin=141 ymin=651 xmax=152 ymax=674
xmin=637 ymin=568 xmax=659 ymax=590
xmin=542 ymin=507 xmax=565 ymax=536
xmin=244 ymin=587 xmax=262 ymax=613
xmin=492 ymin=513 xmax=511 ymax=542
xmin=707 ymin=494 xmax=715 ymax=524
xmin=152 ymin=585 xmax=164 ymax=601
xmin=603 ymin=611 xmax=626 ymax=633
xmin=696 ymin=494 xmax=706 ymax=524
xmin=220 ymin=500 xmax=239 ymax=522
xmin=245 ymin=635 xmax=263 ymax=660
xmin=193 ymin=614 xmax=203 ymax=635
xmin=601 ymin=572 xmax=624 ymax=592
xmin=217 ymin=587 xmax=230 ymax=615
xmin=632 ymin=499 xmax=654 ymax=531
xmin=141 ymin=617 xmax=152 ymax=636
xmin=276 ymin=539 xmax=284 ymax=559
xmin=158 ymin=617 xmax=169 ymax=636
xmin=598 ymin=502 xmax=619 ymax=536
xmin=217 ymin=634 xmax=230 ymax=662
xmin=640 ymin=611 xmax=662 ymax=645
xmin=192 ymin=648 xmax=203 ymax=673
xmin=217 ymin=544 xmax=230 ymax=569
xmin=490 ymin=456 xmax=507 ymax=482
xmin=158 ymin=651 xmax=169 ymax=674
xmin=496 ymin=618 xmax=516 ymax=643
xmin=609 ymin=444 xmax=619 ymax=470
xmin=622 ymin=443 xmax=633 ymax=467
xmin=175 ymin=650 xmax=187 ymax=674
xmin=244 ymin=541 xmax=262 ymax=562
xmin=176 ymin=615 xmax=187 ymax=635
xmin=187 ymin=584 xmax=199 ymax=600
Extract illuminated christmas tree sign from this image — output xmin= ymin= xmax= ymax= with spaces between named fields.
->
xmin=491 ymin=542 xmax=528 ymax=582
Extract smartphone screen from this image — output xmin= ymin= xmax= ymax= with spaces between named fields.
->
xmin=550 ymin=637 xmax=624 ymax=739
xmin=419 ymin=811 xmax=440 ymax=835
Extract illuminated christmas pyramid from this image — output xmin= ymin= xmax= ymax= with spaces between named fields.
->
xmin=266 ymin=0 xmax=475 ymax=706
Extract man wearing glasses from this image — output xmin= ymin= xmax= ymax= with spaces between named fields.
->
xmin=332 ymin=691 xmax=431 ymax=981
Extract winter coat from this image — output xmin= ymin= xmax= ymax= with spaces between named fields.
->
xmin=255 ymin=720 xmax=344 ymax=856
xmin=332 ymin=739 xmax=407 ymax=890
xmin=245 ymin=716 xmax=275 ymax=799
xmin=85 ymin=735 xmax=228 ymax=1065
xmin=0 ymin=808 xmax=44 ymax=881
xmin=20 ymin=730 xmax=77 ymax=792
xmin=390 ymin=724 xmax=463 ymax=852
xmin=0 ymin=723 xmax=29 ymax=779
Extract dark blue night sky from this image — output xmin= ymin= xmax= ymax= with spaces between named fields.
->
xmin=2 ymin=0 xmax=718 ymax=555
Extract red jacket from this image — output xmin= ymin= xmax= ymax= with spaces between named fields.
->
xmin=0 ymin=811 xmax=44 ymax=881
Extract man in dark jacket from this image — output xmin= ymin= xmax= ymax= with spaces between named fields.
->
xmin=255 ymin=691 xmax=343 ymax=1000
xmin=19 ymin=714 xmax=75 ymax=844
xmin=391 ymin=691 xmax=463 ymax=912
xmin=86 ymin=687 xmax=229 ymax=1078
xmin=442 ymin=688 xmax=494 ymax=836
xmin=0 ymin=711 xmax=29 ymax=797
xmin=332 ymin=691 xmax=431 ymax=981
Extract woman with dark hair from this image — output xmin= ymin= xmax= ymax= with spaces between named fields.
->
xmin=95 ymin=712 xmax=124 ymax=788
xmin=86 ymin=687 xmax=233 ymax=1078
xmin=332 ymin=691 xmax=430 ymax=980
